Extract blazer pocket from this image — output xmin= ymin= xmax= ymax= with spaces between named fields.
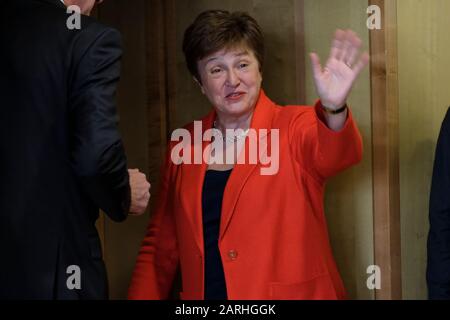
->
xmin=269 ymin=274 xmax=339 ymax=300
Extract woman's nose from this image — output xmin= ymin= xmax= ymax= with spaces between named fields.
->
xmin=226 ymin=70 xmax=240 ymax=87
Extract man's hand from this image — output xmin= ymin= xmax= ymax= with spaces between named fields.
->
xmin=128 ymin=169 xmax=151 ymax=215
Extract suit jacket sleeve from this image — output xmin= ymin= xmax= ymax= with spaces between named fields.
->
xmin=427 ymin=107 xmax=450 ymax=299
xmin=69 ymin=26 xmax=130 ymax=222
xmin=290 ymin=100 xmax=363 ymax=183
xmin=128 ymin=147 xmax=179 ymax=299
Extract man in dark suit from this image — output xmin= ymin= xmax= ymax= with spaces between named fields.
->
xmin=0 ymin=0 xmax=151 ymax=299
xmin=428 ymin=107 xmax=450 ymax=299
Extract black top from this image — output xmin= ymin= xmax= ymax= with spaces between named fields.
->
xmin=202 ymin=169 xmax=232 ymax=300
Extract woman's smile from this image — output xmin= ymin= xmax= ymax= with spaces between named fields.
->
xmin=225 ymin=91 xmax=246 ymax=102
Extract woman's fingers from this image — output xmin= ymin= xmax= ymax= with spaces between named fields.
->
xmin=352 ymin=52 xmax=370 ymax=77
xmin=329 ymin=29 xmax=345 ymax=61
xmin=340 ymin=33 xmax=353 ymax=64
xmin=343 ymin=30 xmax=362 ymax=67
xmin=309 ymin=52 xmax=323 ymax=78
xmin=314 ymin=29 xmax=369 ymax=81
xmin=330 ymin=29 xmax=365 ymax=69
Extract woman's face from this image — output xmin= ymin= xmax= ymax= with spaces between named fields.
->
xmin=196 ymin=46 xmax=262 ymax=121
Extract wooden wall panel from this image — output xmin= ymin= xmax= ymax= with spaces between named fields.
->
xmin=98 ymin=0 xmax=150 ymax=299
xmin=369 ymin=0 xmax=402 ymax=300
xmin=95 ymin=0 xmax=177 ymax=299
xmin=294 ymin=0 xmax=306 ymax=104
xmin=303 ymin=0 xmax=374 ymax=300
xmin=398 ymin=0 xmax=450 ymax=299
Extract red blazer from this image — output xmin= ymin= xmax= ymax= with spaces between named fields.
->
xmin=128 ymin=90 xmax=363 ymax=300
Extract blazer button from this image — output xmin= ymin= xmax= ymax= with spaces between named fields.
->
xmin=228 ymin=250 xmax=238 ymax=261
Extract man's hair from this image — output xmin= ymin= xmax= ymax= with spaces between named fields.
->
xmin=182 ymin=10 xmax=265 ymax=83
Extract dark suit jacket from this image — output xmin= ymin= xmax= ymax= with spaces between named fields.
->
xmin=428 ymin=107 xmax=450 ymax=299
xmin=0 ymin=0 xmax=130 ymax=299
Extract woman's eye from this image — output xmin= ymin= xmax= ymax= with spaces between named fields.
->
xmin=239 ymin=63 xmax=249 ymax=69
xmin=211 ymin=68 xmax=222 ymax=74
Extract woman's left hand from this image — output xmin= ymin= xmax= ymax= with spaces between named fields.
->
xmin=310 ymin=29 xmax=370 ymax=110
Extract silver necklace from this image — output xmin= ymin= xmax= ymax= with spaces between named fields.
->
xmin=213 ymin=121 xmax=250 ymax=144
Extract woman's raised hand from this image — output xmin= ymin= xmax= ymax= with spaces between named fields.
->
xmin=310 ymin=29 xmax=370 ymax=110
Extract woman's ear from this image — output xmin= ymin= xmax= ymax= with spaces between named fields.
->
xmin=193 ymin=76 xmax=205 ymax=95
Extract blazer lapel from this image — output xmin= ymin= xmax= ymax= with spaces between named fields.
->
xmin=180 ymin=111 xmax=215 ymax=252
xmin=219 ymin=90 xmax=276 ymax=240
